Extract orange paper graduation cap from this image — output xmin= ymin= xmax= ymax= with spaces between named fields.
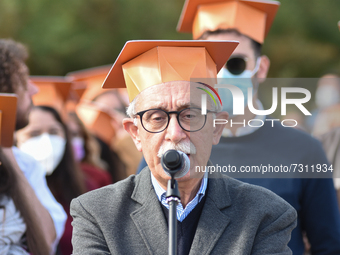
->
xmin=0 ymin=93 xmax=17 ymax=147
xmin=67 ymin=65 xmax=116 ymax=102
xmin=177 ymin=0 xmax=280 ymax=43
xmin=102 ymin=40 xmax=238 ymax=102
xmin=76 ymin=102 xmax=116 ymax=145
xmin=30 ymin=76 xmax=73 ymax=114
xmin=72 ymin=81 xmax=87 ymax=100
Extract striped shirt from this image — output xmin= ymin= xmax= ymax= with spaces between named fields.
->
xmin=151 ymin=172 xmax=207 ymax=222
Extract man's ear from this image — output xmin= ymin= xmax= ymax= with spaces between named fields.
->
xmin=212 ymin=111 xmax=229 ymax=145
xmin=257 ymin=55 xmax=270 ymax=83
xmin=122 ymin=118 xmax=142 ymax=151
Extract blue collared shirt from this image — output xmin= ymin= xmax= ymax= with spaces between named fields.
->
xmin=151 ymin=172 xmax=207 ymax=222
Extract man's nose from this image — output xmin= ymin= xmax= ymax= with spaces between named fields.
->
xmin=164 ymin=115 xmax=186 ymax=143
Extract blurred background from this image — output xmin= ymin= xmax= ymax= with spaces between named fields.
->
xmin=0 ymin=0 xmax=339 ymax=78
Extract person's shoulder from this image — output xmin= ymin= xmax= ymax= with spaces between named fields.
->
xmin=77 ymin=174 xmax=138 ymax=203
xmin=12 ymin=146 xmax=48 ymax=183
xmin=12 ymin=146 xmax=42 ymax=173
xmin=70 ymin=173 xmax=147 ymax=222
xmin=71 ymin=172 xmax=149 ymax=216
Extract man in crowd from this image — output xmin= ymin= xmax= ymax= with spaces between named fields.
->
xmin=71 ymin=40 xmax=297 ymax=254
xmin=177 ymin=0 xmax=340 ymax=253
xmin=0 ymin=38 xmax=67 ymax=253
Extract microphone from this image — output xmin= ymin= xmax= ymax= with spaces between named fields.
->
xmin=161 ymin=150 xmax=190 ymax=179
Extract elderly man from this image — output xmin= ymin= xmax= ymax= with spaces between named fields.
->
xmin=177 ymin=0 xmax=340 ymax=254
xmin=71 ymin=40 xmax=297 ymax=255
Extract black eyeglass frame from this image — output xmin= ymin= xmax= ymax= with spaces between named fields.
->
xmin=134 ymin=107 xmax=217 ymax=133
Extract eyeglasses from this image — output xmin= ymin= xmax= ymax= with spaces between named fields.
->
xmin=135 ymin=107 xmax=216 ymax=133
xmin=225 ymin=57 xmax=248 ymax=75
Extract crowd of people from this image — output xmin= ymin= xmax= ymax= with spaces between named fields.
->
xmin=0 ymin=39 xmax=132 ymax=254
xmin=0 ymin=0 xmax=339 ymax=254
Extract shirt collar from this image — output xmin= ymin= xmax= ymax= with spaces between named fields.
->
xmin=151 ymin=171 xmax=208 ymax=203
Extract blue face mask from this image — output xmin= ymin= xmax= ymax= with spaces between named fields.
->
xmin=217 ymin=58 xmax=261 ymax=116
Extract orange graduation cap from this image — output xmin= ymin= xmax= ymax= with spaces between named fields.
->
xmin=102 ymin=40 xmax=239 ymax=102
xmin=177 ymin=0 xmax=280 ymax=44
xmin=30 ymin=76 xmax=73 ymax=115
xmin=30 ymin=76 xmax=73 ymax=121
xmin=72 ymin=81 xmax=87 ymax=100
xmin=76 ymin=101 xmax=116 ymax=145
xmin=67 ymin=65 xmax=117 ymax=102
xmin=64 ymin=81 xmax=87 ymax=113
xmin=0 ymin=93 xmax=17 ymax=147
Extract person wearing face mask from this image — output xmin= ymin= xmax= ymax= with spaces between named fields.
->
xmin=15 ymin=105 xmax=98 ymax=255
xmin=217 ymin=56 xmax=262 ymax=119
xmin=67 ymin=111 xmax=113 ymax=187
xmin=177 ymin=0 xmax=340 ymax=254
xmin=30 ymin=75 xmax=115 ymax=188
xmin=67 ymin=66 xmax=140 ymax=179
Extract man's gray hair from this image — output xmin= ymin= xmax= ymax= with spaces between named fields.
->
xmin=126 ymin=92 xmax=143 ymax=126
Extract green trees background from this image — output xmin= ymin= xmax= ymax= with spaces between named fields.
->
xmin=0 ymin=0 xmax=339 ymax=78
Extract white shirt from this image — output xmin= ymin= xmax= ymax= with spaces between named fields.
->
xmin=0 ymin=197 xmax=29 ymax=255
xmin=12 ymin=146 xmax=67 ymax=253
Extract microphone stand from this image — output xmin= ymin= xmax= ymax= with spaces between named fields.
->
xmin=166 ymin=176 xmax=180 ymax=255
xmin=162 ymin=150 xmax=188 ymax=255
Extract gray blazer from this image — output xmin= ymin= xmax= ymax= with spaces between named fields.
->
xmin=71 ymin=168 xmax=297 ymax=255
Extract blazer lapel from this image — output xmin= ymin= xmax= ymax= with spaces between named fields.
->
xmin=189 ymin=175 xmax=232 ymax=255
xmin=130 ymin=169 xmax=169 ymax=255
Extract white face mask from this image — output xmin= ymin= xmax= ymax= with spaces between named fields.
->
xmin=217 ymin=57 xmax=261 ymax=116
xmin=19 ymin=133 xmax=66 ymax=175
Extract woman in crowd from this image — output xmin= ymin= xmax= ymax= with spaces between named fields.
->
xmin=67 ymin=111 xmax=113 ymax=187
xmin=15 ymin=105 xmax=101 ymax=254
xmin=0 ymin=147 xmax=50 ymax=255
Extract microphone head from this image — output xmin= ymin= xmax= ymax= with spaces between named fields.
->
xmin=161 ymin=150 xmax=190 ymax=179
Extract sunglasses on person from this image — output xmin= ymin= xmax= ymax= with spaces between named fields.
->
xmin=225 ymin=56 xmax=249 ymax=75
xmin=225 ymin=56 xmax=262 ymax=76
